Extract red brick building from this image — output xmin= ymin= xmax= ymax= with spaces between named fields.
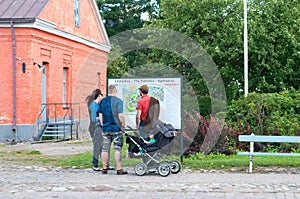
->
xmin=0 ymin=0 xmax=110 ymax=142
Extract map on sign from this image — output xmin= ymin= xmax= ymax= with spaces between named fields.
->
xmin=123 ymin=85 xmax=164 ymax=114
xmin=108 ymin=78 xmax=182 ymax=129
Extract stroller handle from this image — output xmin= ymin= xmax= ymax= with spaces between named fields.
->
xmin=120 ymin=126 xmax=145 ymax=142
xmin=126 ymin=125 xmax=135 ymax=131
xmin=120 ymin=125 xmax=135 ymax=135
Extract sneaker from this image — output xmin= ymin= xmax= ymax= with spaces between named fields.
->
xmin=107 ymin=166 xmax=115 ymax=170
xmin=102 ymin=169 xmax=108 ymax=174
xmin=92 ymin=167 xmax=102 ymax=172
xmin=116 ymin=169 xmax=128 ymax=175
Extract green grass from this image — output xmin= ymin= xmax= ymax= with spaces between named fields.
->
xmin=0 ymin=149 xmax=54 ymax=165
xmin=51 ymin=151 xmax=300 ymax=170
xmin=183 ymin=153 xmax=300 ymax=170
xmin=53 ymin=146 xmax=144 ymax=168
xmin=54 ymin=151 xmax=92 ymax=168
xmin=65 ymin=141 xmax=90 ymax=145
xmin=53 ymin=151 xmax=142 ymax=168
xmin=28 ymin=150 xmax=42 ymax=155
xmin=0 ymin=149 xmax=41 ymax=156
xmin=1 ymin=145 xmax=299 ymax=171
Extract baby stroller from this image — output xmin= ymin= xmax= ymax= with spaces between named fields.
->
xmin=123 ymin=120 xmax=181 ymax=177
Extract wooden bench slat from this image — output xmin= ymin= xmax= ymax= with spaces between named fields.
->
xmin=238 ymin=152 xmax=300 ymax=157
xmin=239 ymin=135 xmax=300 ymax=143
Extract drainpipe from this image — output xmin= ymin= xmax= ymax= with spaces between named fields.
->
xmin=11 ymin=21 xmax=17 ymax=143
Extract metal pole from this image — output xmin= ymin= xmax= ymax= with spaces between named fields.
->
xmin=11 ymin=21 xmax=18 ymax=143
xmin=180 ymin=130 xmax=183 ymax=163
xmin=180 ymin=77 xmax=183 ymax=163
xmin=249 ymin=133 xmax=254 ymax=173
xmin=244 ymin=0 xmax=248 ymax=96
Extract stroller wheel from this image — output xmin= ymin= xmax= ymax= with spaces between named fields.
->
xmin=134 ymin=162 xmax=147 ymax=176
xmin=170 ymin=160 xmax=181 ymax=174
xmin=158 ymin=161 xmax=170 ymax=177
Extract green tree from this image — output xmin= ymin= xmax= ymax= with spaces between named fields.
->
xmin=100 ymin=0 xmax=300 ymax=105
xmin=96 ymin=0 xmax=160 ymax=78
xmin=96 ymin=0 xmax=159 ymax=37
xmin=247 ymin=0 xmax=300 ymax=93
xmin=150 ymin=0 xmax=300 ymax=102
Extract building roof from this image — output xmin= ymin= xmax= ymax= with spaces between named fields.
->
xmin=0 ymin=0 xmax=110 ymax=49
xmin=0 ymin=0 xmax=48 ymax=22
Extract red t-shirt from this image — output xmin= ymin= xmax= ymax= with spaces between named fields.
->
xmin=136 ymin=94 xmax=150 ymax=120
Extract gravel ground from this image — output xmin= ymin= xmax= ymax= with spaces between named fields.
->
xmin=1 ymin=139 xmax=300 ymax=199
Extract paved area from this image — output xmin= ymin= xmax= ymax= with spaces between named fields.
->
xmin=1 ymin=164 xmax=299 ymax=199
xmin=0 ymin=141 xmax=299 ymax=198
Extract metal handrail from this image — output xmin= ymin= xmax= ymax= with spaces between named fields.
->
xmin=36 ymin=103 xmax=80 ymax=140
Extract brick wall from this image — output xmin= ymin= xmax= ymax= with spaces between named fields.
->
xmin=0 ymin=27 xmax=107 ymax=125
xmin=39 ymin=0 xmax=104 ymax=43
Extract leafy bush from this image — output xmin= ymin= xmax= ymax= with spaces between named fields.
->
xmin=182 ymin=111 xmax=235 ymax=156
xmin=226 ymin=89 xmax=300 ymax=136
xmin=225 ymin=89 xmax=300 ymax=152
xmin=183 ymin=89 xmax=299 ymax=155
xmin=197 ymin=96 xmax=211 ymax=117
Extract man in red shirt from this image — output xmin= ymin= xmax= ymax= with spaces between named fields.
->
xmin=136 ymin=84 xmax=151 ymax=140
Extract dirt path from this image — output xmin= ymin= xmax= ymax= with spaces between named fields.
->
xmin=0 ymin=140 xmax=92 ymax=156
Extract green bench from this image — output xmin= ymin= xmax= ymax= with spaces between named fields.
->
xmin=238 ymin=134 xmax=300 ymax=173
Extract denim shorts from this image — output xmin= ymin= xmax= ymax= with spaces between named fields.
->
xmin=102 ymin=132 xmax=123 ymax=152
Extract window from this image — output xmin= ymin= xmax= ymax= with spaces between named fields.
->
xmin=74 ymin=0 xmax=80 ymax=27
xmin=63 ymin=67 xmax=69 ymax=107
xmin=97 ymin=72 xmax=101 ymax=88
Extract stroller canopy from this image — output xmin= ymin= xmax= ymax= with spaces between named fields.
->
xmin=153 ymin=120 xmax=177 ymax=149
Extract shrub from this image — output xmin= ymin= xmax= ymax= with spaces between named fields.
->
xmin=182 ymin=111 xmax=235 ymax=156
xmin=225 ymin=89 xmax=300 ymax=152
xmin=226 ymin=89 xmax=300 ymax=136
xmin=183 ymin=89 xmax=300 ymax=155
